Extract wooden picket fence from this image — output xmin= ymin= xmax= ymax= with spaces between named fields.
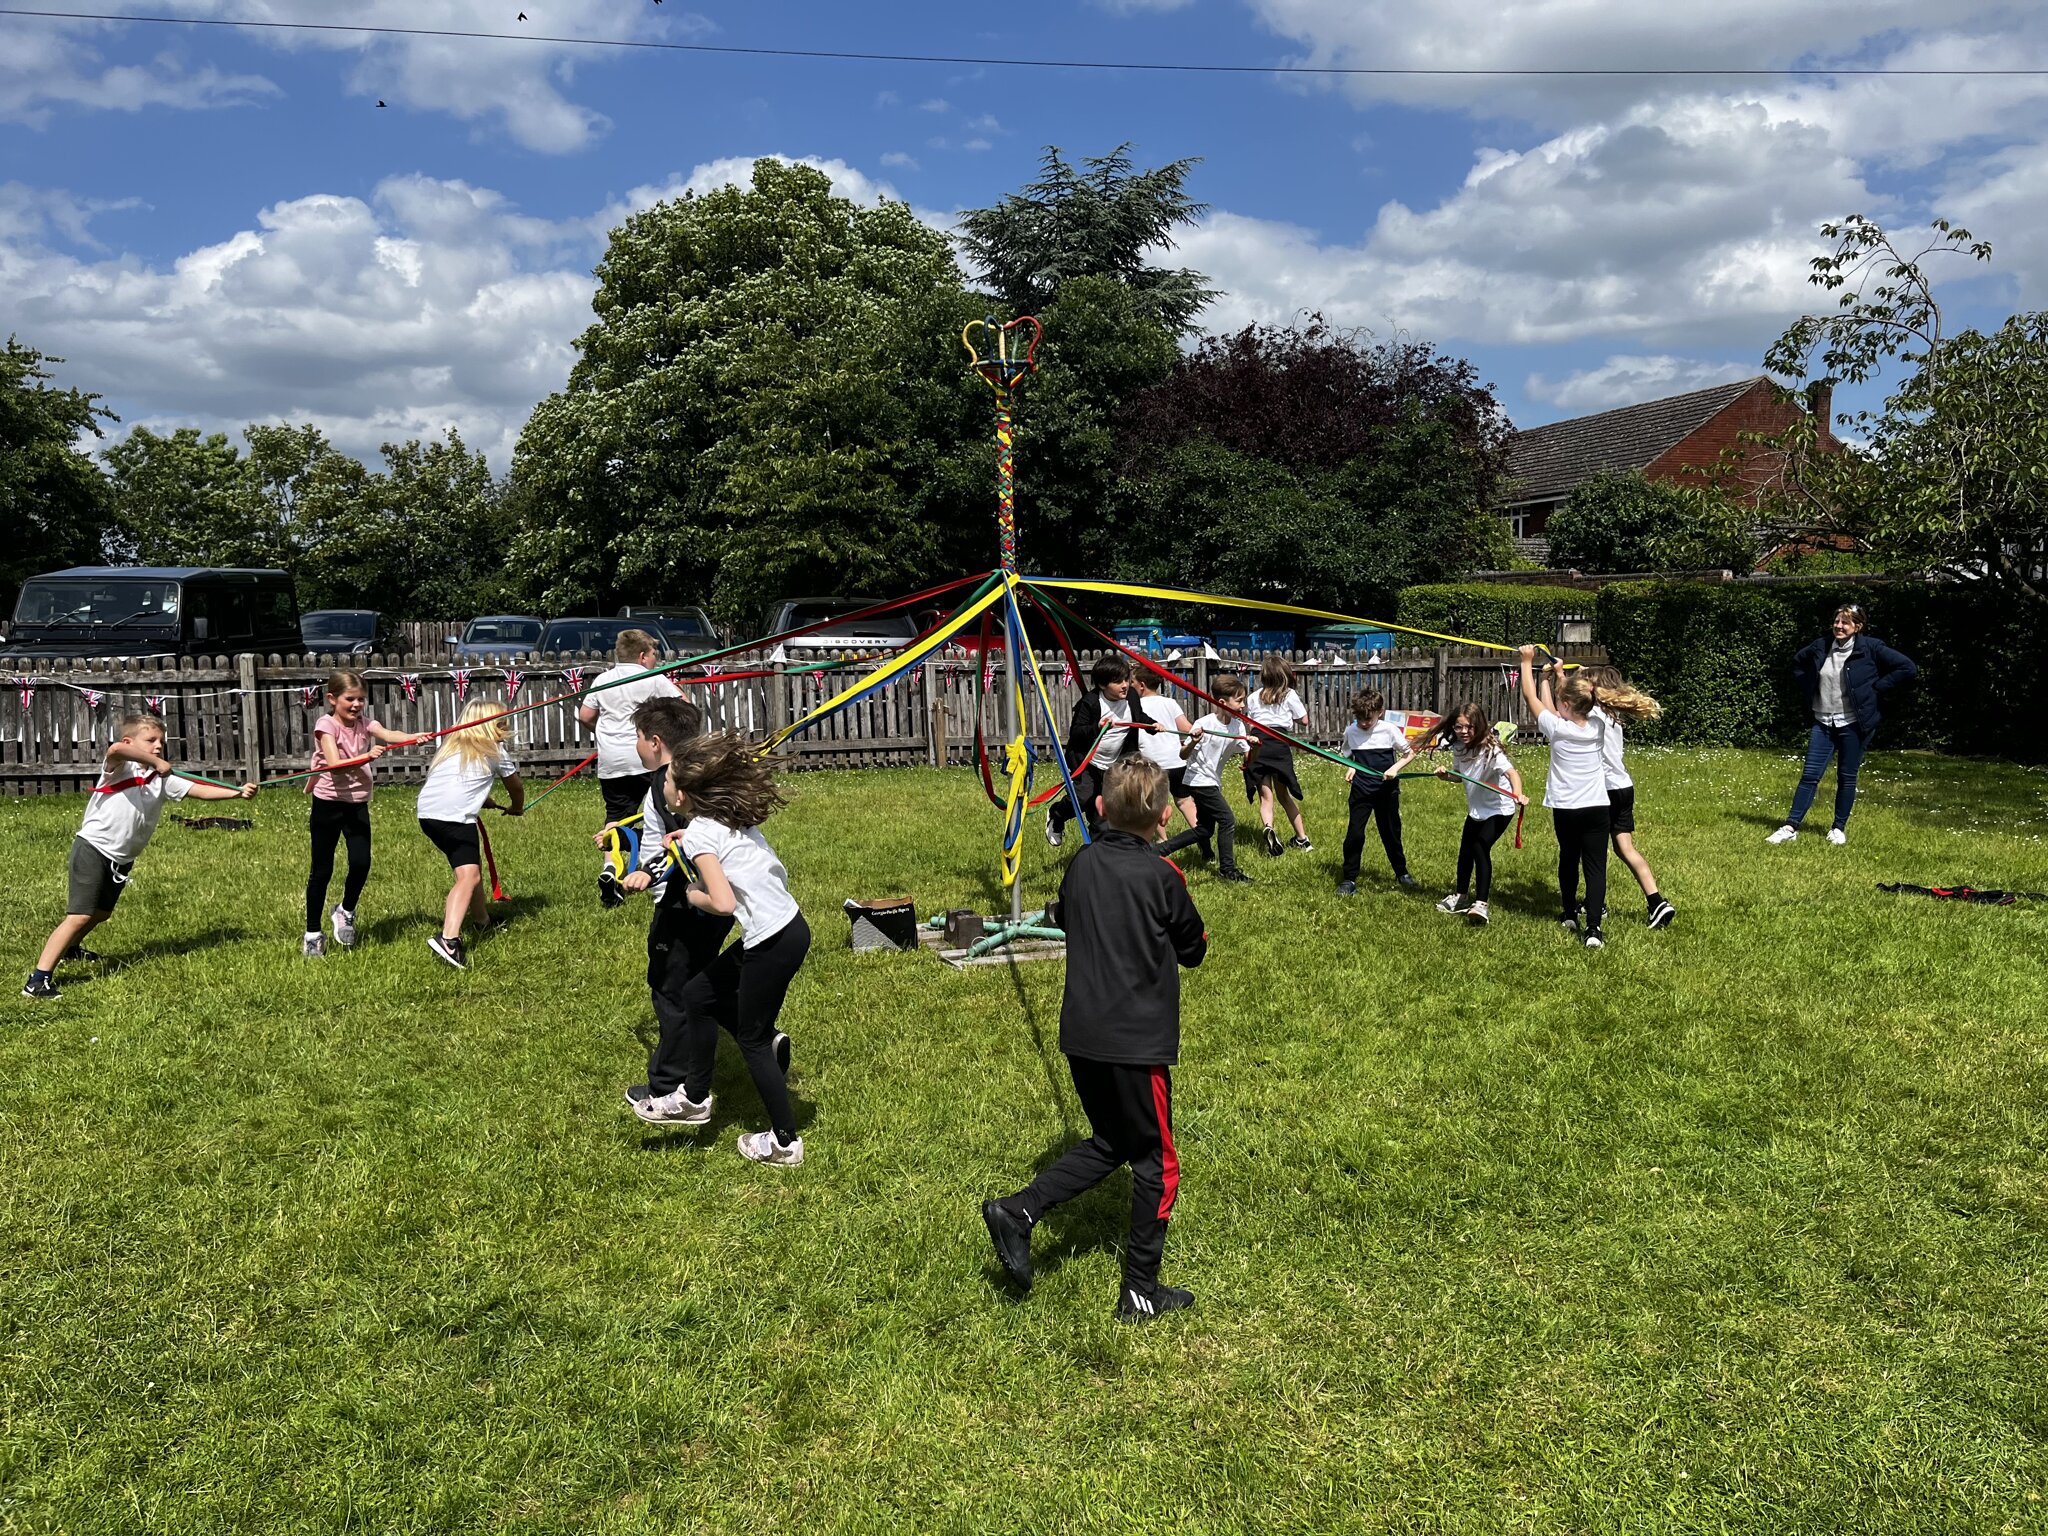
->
xmin=0 ymin=643 xmax=1607 ymax=796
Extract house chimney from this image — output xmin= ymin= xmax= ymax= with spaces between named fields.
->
xmin=1806 ymin=379 xmax=1835 ymax=442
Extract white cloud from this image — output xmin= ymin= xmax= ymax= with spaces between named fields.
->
xmin=0 ymin=19 xmax=277 ymax=126
xmin=0 ymin=156 xmax=936 ymax=470
xmin=880 ymin=151 xmax=920 ymax=171
xmin=874 ymin=90 xmax=900 ymax=108
xmin=966 ymin=113 xmax=1002 ymax=132
xmin=919 ymin=97 xmax=951 ymax=113
xmin=962 ymin=138 xmax=993 ymax=153
xmin=1093 ymin=0 xmax=1197 ymax=12
xmin=1525 ymin=356 xmax=1757 ymax=413
xmin=0 ymin=2 xmax=715 ymax=152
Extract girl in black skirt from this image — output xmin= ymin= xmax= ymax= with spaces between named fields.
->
xmin=1243 ymin=654 xmax=1311 ymax=857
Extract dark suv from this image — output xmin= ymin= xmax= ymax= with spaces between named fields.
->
xmin=4 ymin=566 xmax=299 ymax=660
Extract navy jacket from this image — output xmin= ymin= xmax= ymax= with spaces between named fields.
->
xmin=1791 ymin=632 xmax=1918 ymax=730
xmin=1048 ymin=830 xmax=1207 ymax=1066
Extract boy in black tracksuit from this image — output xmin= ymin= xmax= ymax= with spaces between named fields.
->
xmin=1045 ymin=656 xmax=1138 ymax=845
xmin=986 ymin=757 xmax=1209 ymax=1321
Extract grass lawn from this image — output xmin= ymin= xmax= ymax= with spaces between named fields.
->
xmin=3 ymin=744 xmax=2047 ymax=1533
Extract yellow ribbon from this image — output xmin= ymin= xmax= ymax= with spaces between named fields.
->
xmin=1024 ymin=576 xmax=1543 ymax=656
xmin=763 ymin=582 xmax=1008 ymax=752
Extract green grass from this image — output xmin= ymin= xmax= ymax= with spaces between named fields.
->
xmin=3 ymin=746 xmax=2048 ymax=1533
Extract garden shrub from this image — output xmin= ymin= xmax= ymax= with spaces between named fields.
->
xmin=1395 ymin=583 xmax=1590 ymax=649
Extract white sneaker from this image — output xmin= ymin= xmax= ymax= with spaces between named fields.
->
xmin=1044 ymin=819 xmax=1063 ymax=849
xmin=737 ymin=1130 xmax=804 ymax=1166
xmin=1826 ymin=828 xmax=1847 ymax=846
xmin=331 ymin=907 xmax=357 ymax=947
xmin=1766 ymin=825 xmax=1798 ymax=845
xmin=1465 ymin=900 xmax=1490 ymax=926
xmin=635 ymin=1088 xmax=714 ymax=1127
xmin=1435 ymin=892 xmax=1463 ymax=914
xmin=1583 ymin=932 xmax=1605 ymax=950
xmin=302 ymin=932 xmax=325 ymax=959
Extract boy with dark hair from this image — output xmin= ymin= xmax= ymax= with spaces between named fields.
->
xmin=611 ymin=697 xmax=791 ymax=1118
xmin=579 ymin=629 xmax=680 ymax=908
xmin=1045 ymin=655 xmax=1137 ymax=847
xmin=24 ymin=712 xmax=255 ymax=1000
xmin=984 ymin=757 xmax=1209 ymax=1321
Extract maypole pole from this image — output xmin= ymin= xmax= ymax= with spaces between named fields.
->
xmin=964 ymin=312 xmax=1044 ymax=937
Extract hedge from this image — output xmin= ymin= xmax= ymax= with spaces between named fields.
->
xmin=1395 ymin=583 xmax=1591 ymax=649
xmin=1594 ymin=580 xmax=2044 ymax=761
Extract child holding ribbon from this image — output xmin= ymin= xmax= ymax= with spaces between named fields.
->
xmin=23 ymin=712 xmax=255 ymax=1000
xmin=303 ymin=669 xmax=422 ymax=958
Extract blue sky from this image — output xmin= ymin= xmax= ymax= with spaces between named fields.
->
xmin=4 ymin=1 xmax=2044 ymax=465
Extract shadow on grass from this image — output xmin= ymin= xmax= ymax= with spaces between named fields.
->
xmin=97 ymin=925 xmax=251 ymax=974
xmin=632 ymin=1047 xmax=818 ymax=1150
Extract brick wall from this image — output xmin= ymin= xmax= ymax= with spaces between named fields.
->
xmin=1643 ymin=379 xmax=1833 ymax=500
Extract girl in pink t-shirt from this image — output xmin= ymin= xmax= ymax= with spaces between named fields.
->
xmin=304 ymin=668 xmax=420 ymax=957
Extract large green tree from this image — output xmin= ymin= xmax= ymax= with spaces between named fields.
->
xmin=956 ymin=144 xmax=1216 ymax=339
xmin=103 ymin=426 xmax=279 ymax=568
xmin=1 ymin=338 xmax=115 ymax=608
xmin=507 ymin=159 xmax=990 ymax=626
xmin=1110 ymin=322 xmax=1513 ymax=615
xmin=1545 ymin=472 xmax=1758 ymax=574
xmin=1763 ymin=215 xmax=2048 ymax=606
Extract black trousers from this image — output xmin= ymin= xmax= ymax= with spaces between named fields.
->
xmin=1014 ymin=1057 xmax=1180 ymax=1295
xmin=600 ymin=772 xmax=651 ymax=824
xmin=1552 ymin=804 xmax=1612 ymax=931
xmin=306 ymin=799 xmax=372 ymax=931
xmin=685 ymin=914 xmax=809 ymax=1140
xmin=646 ymin=901 xmax=737 ymax=1095
xmin=1159 ymin=782 xmax=1238 ymax=875
xmin=1048 ymin=765 xmax=1104 ymax=834
xmin=1456 ymin=813 xmax=1514 ymax=902
xmin=1341 ymin=782 xmax=1406 ymax=881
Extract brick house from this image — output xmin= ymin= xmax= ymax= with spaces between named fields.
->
xmin=1500 ymin=377 xmax=1835 ymax=552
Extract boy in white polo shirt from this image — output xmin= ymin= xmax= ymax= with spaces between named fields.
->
xmin=578 ymin=629 xmax=680 ymax=908
xmin=23 ymin=711 xmax=255 ymax=1000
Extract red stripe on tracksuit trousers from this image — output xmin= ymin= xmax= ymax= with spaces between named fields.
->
xmin=1015 ymin=1058 xmax=1179 ymax=1294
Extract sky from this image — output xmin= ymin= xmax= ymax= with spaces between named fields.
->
xmin=4 ymin=0 xmax=2046 ymax=469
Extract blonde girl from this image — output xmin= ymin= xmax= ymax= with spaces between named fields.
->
xmin=415 ymin=698 xmax=524 ymax=970
xmin=1243 ymin=654 xmax=1312 ymax=858
xmin=1518 ymin=646 xmax=1612 ymax=948
xmin=659 ymin=733 xmax=810 ymax=1167
xmin=1428 ymin=703 xmax=1524 ymax=926
xmin=1579 ymin=665 xmax=1674 ymax=929
xmin=304 ymin=668 xmax=420 ymax=958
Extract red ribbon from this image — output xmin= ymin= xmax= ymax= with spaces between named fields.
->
xmin=479 ymin=819 xmax=505 ymax=901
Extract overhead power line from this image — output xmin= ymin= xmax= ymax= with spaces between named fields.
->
xmin=3 ymin=8 xmax=2047 ymax=78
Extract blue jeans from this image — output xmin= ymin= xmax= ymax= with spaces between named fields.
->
xmin=1788 ymin=721 xmax=1871 ymax=831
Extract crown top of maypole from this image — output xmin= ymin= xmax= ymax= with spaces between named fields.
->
xmin=962 ymin=314 xmax=1042 ymax=393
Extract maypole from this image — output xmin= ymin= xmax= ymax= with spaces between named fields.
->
xmin=963 ymin=312 xmax=1053 ymax=942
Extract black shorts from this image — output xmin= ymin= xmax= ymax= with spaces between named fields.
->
xmin=419 ymin=817 xmax=482 ymax=869
xmin=67 ymin=838 xmax=133 ymax=915
xmin=600 ymin=772 xmax=651 ymax=824
xmin=1607 ymin=785 xmax=1637 ymax=835
xmin=1244 ymin=739 xmax=1303 ymax=802
xmin=1167 ymin=767 xmax=1188 ymax=800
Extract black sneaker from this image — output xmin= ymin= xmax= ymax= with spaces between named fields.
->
xmin=20 ymin=973 xmax=60 ymax=1001
xmin=774 ymin=1031 xmax=792 ymax=1076
xmin=1336 ymin=879 xmax=1358 ymax=897
xmin=1217 ymin=869 xmax=1253 ymax=883
xmin=1584 ymin=930 xmax=1605 ymax=950
xmin=598 ymin=871 xmax=625 ymax=909
xmin=624 ymin=1082 xmax=654 ymax=1108
xmin=981 ymin=1199 xmax=1034 ymax=1288
xmin=1116 ymin=1283 xmax=1194 ymax=1322
xmin=1647 ymin=898 xmax=1676 ymax=929
xmin=427 ymin=934 xmax=468 ymax=970
xmin=1395 ymin=873 xmax=1419 ymax=890
xmin=61 ymin=944 xmax=101 ymax=963
xmin=1263 ymin=828 xmax=1283 ymax=857
xmin=1559 ymin=915 xmax=1580 ymax=936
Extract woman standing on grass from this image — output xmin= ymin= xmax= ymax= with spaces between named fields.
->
xmin=1766 ymin=605 xmax=1917 ymax=847
xmin=1519 ymin=646 xmax=1612 ymax=949
xmin=1243 ymin=654 xmax=1313 ymax=859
